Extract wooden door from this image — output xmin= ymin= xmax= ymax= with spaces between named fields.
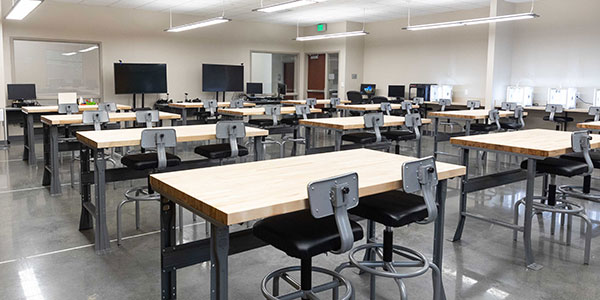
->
xmin=283 ymin=63 xmax=295 ymax=100
xmin=307 ymin=54 xmax=325 ymax=99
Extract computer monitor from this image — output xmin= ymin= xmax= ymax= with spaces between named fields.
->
xmin=360 ymin=84 xmax=376 ymax=95
xmin=247 ymin=82 xmax=263 ymax=95
xmin=388 ymin=85 xmax=405 ymax=99
xmin=278 ymin=83 xmax=286 ymax=96
xmin=8 ymin=84 xmax=36 ymax=100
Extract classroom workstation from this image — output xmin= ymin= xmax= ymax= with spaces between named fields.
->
xmin=1 ymin=0 xmax=599 ymax=299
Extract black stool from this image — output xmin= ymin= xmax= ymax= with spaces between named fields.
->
xmin=382 ymin=113 xmax=422 ymax=157
xmin=342 ymin=113 xmax=386 ymax=147
xmin=254 ymin=173 xmax=364 ymax=300
xmin=117 ymin=129 xmax=181 ymax=245
xmin=543 ymin=104 xmax=573 ymax=131
xmin=282 ymin=105 xmax=311 ymax=157
xmin=336 ymin=157 xmax=443 ymax=300
xmin=194 ymin=121 xmax=249 ymax=164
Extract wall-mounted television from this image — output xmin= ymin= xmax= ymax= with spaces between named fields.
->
xmin=202 ymin=64 xmax=244 ymax=92
xmin=114 ymin=63 xmax=167 ymax=94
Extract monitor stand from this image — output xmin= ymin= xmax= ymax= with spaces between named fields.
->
xmin=215 ymin=92 xmax=226 ymax=102
xmin=132 ymin=94 xmax=146 ymax=109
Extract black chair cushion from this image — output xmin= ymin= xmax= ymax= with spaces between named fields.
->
xmin=341 ymin=132 xmax=383 ymax=144
xmin=350 ymin=191 xmax=428 ymax=228
xmin=194 ymin=143 xmax=249 ymax=160
xmin=253 ymin=210 xmax=363 ymax=260
xmin=500 ymin=121 xmax=523 ymax=130
xmin=249 ymin=119 xmax=274 ymax=127
xmin=543 ymin=116 xmax=574 ymax=123
xmin=468 ymin=123 xmax=498 ymax=132
xmin=121 ymin=153 xmax=181 ymax=171
xmin=281 ymin=117 xmax=300 ymax=126
xmin=382 ymin=130 xmax=417 ymax=141
xmin=560 ymin=152 xmax=600 ymax=169
xmin=520 ymin=158 xmax=589 ymax=177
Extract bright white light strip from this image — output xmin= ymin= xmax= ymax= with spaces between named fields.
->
xmin=79 ymin=45 xmax=98 ymax=53
xmin=254 ymin=0 xmax=320 ymax=13
xmin=165 ymin=17 xmax=231 ymax=33
xmin=61 ymin=52 xmax=77 ymax=56
xmin=403 ymin=13 xmax=539 ymax=31
xmin=295 ymin=30 xmax=367 ymax=41
xmin=6 ymin=0 xmax=43 ymax=20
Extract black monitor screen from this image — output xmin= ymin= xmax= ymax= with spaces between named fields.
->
xmin=114 ymin=63 xmax=167 ymax=94
xmin=203 ymin=64 xmax=244 ymax=92
xmin=8 ymin=84 xmax=36 ymax=100
xmin=247 ymin=82 xmax=263 ymax=95
xmin=360 ymin=84 xmax=376 ymax=95
xmin=388 ymin=85 xmax=405 ymax=98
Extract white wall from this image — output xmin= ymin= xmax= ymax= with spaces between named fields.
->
xmin=251 ymin=52 xmax=273 ymax=94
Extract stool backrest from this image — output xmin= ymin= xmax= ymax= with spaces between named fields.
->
xmin=307 ymin=172 xmax=359 ymax=254
xmin=364 ymin=112 xmax=384 ymax=142
xmin=98 ymin=102 xmax=117 ymax=112
xmin=514 ymin=106 xmax=525 ymax=128
xmin=330 ymin=98 xmax=341 ymax=107
xmin=545 ymin=104 xmax=563 ymax=122
xmin=488 ymin=109 xmax=501 ymax=131
xmin=588 ymin=106 xmax=600 ymax=122
xmin=216 ymin=121 xmax=246 ymax=158
xmin=380 ymin=102 xmax=392 ymax=116
xmin=306 ymin=98 xmax=317 ymax=109
xmin=229 ymin=99 xmax=245 ymax=109
xmin=295 ymin=104 xmax=310 ymax=120
xmin=412 ymin=97 xmax=424 ymax=105
xmin=82 ymin=110 xmax=109 ymax=131
xmin=402 ymin=156 xmax=438 ymax=224
xmin=401 ymin=100 xmax=413 ymax=112
xmin=135 ymin=110 xmax=159 ymax=128
xmin=58 ymin=103 xmax=79 ymax=115
xmin=438 ymin=98 xmax=451 ymax=111
xmin=264 ymin=105 xmax=281 ymax=126
xmin=203 ymin=99 xmax=218 ymax=117
xmin=466 ymin=100 xmax=481 ymax=110
xmin=572 ymin=130 xmax=594 ymax=176
xmin=141 ymin=128 xmax=177 ymax=170
xmin=405 ymin=113 xmax=422 ymax=140
xmin=501 ymin=101 xmax=518 ymax=111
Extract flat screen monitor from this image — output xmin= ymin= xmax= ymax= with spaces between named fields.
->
xmin=114 ymin=63 xmax=167 ymax=94
xmin=8 ymin=84 xmax=36 ymax=100
xmin=247 ymin=82 xmax=263 ymax=95
xmin=202 ymin=64 xmax=244 ymax=92
xmin=388 ymin=85 xmax=405 ymax=98
xmin=360 ymin=84 xmax=376 ymax=95
xmin=278 ymin=83 xmax=286 ymax=96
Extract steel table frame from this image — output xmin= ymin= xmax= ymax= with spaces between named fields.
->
xmin=157 ymin=178 xmax=450 ymax=300
xmin=78 ymin=136 xmax=265 ymax=254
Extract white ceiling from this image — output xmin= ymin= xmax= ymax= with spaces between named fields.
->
xmin=49 ymin=0 xmax=529 ymax=25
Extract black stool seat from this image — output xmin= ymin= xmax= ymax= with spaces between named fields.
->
xmin=194 ymin=143 xmax=249 ymax=160
xmin=350 ymin=191 xmax=428 ymax=227
xmin=249 ymin=119 xmax=274 ymax=127
xmin=121 ymin=153 xmax=181 ymax=171
xmin=382 ymin=130 xmax=416 ymax=141
xmin=341 ymin=132 xmax=383 ymax=144
xmin=468 ymin=123 xmax=498 ymax=132
xmin=281 ymin=117 xmax=300 ymax=126
xmin=561 ymin=152 xmax=600 ymax=169
xmin=500 ymin=121 xmax=522 ymax=130
xmin=253 ymin=210 xmax=363 ymax=260
xmin=543 ymin=116 xmax=574 ymax=123
xmin=520 ymin=158 xmax=589 ymax=177
xmin=585 ymin=118 xmax=595 ymax=123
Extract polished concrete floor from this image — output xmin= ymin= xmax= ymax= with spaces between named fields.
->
xmin=1 ymin=130 xmax=599 ymax=300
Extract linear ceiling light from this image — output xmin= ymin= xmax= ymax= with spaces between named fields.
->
xmin=79 ymin=46 xmax=99 ymax=53
xmin=295 ymin=30 xmax=368 ymax=41
xmin=254 ymin=0 xmax=323 ymax=13
xmin=403 ymin=12 xmax=539 ymax=31
xmin=6 ymin=0 xmax=43 ymax=20
xmin=165 ymin=16 xmax=231 ymax=33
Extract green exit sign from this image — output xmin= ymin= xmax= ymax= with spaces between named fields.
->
xmin=317 ymin=24 xmax=327 ymax=32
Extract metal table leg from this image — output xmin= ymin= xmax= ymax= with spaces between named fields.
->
xmin=334 ymin=130 xmax=342 ymax=151
xmin=524 ymin=158 xmax=542 ymax=270
xmin=93 ymin=148 xmax=111 ymax=254
xmin=79 ymin=146 xmax=93 ymax=231
xmin=49 ymin=125 xmax=62 ymax=195
xmin=181 ymin=108 xmax=188 ymax=126
xmin=304 ymin=126 xmax=311 ymax=155
xmin=211 ymin=224 xmax=230 ymax=300
xmin=161 ymin=196 xmax=177 ymax=300
xmin=452 ymin=148 xmax=470 ymax=242
xmin=433 ymin=179 xmax=448 ymax=300
xmin=433 ymin=117 xmax=439 ymax=159
xmin=24 ymin=113 xmax=36 ymax=164
xmin=254 ymin=136 xmax=264 ymax=161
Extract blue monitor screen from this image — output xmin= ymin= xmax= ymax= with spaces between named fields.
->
xmin=361 ymin=84 xmax=376 ymax=95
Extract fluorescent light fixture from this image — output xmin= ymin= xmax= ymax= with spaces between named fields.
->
xmin=254 ymin=0 xmax=322 ymax=13
xmin=79 ymin=45 xmax=98 ymax=53
xmin=403 ymin=13 xmax=539 ymax=31
xmin=6 ymin=0 xmax=43 ymax=20
xmin=165 ymin=16 xmax=231 ymax=33
xmin=295 ymin=30 xmax=367 ymax=41
xmin=61 ymin=52 xmax=77 ymax=56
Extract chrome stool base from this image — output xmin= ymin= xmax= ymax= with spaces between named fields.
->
xmin=558 ymin=185 xmax=600 ymax=202
xmin=117 ymin=187 xmax=160 ymax=245
xmin=261 ymin=266 xmax=353 ymax=300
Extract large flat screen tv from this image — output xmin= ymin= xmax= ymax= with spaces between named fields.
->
xmin=114 ymin=63 xmax=167 ymax=94
xmin=202 ymin=64 xmax=244 ymax=92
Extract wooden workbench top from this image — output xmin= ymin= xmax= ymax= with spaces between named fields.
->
xmin=76 ymin=124 xmax=269 ymax=149
xmin=577 ymin=121 xmax=600 ymax=130
xmin=218 ymin=106 xmax=322 ymax=116
xmin=21 ymin=104 xmax=132 ymax=114
xmin=150 ymin=149 xmax=466 ymax=225
xmin=41 ymin=112 xmax=180 ymax=125
xmin=336 ymin=104 xmax=419 ymax=111
xmin=281 ymin=99 xmax=351 ymax=105
xmin=429 ymin=109 xmax=523 ymax=120
xmin=521 ymin=106 xmax=589 ymax=113
xmin=168 ymin=102 xmax=256 ymax=108
xmin=298 ymin=115 xmax=431 ymax=130
xmin=450 ymin=129 xmax=600 ymax=157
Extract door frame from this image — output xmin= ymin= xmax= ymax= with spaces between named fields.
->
xmin=249 ymin=50 xmax=300 ymax=98
xmin=304 ymin=51 xmax=340 ymax=99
